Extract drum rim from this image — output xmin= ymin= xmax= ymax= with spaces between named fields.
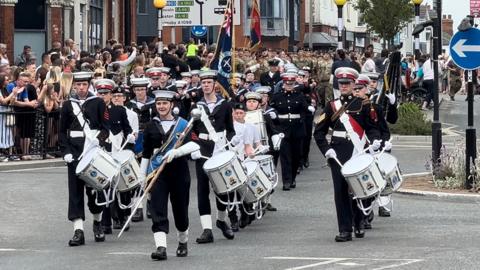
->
xmin=203 ymin=151 xmax=236 ymax=170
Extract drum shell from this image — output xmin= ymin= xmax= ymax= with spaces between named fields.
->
xmin=203 ymin=151 xmax=247 ymax=194
xmin=240 ymin=161 xmax=273 ymax=203
xmin=113 ymin=150 xmax=141 ymax=192
xmin=76 ymin=148 xmax=120 ymax=190
xmin=251 ymin=155 xmax=275 ymax=181
xmin=376 ymin=153 xmax=403 ymax=195
xmin=341 ymin=155 xmax=386 ymax=199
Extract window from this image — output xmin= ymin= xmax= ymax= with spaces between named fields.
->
xmin=260 ymin=0 xmax=281 ymax=18
xmin=15 ymin=0 xmax=45 ymax=30
xmin=358 ymin=12 xmax=366 ymax=27
xmin=137 ymin=0 xmax=147 ymax=14
xmin=89 ymin=0 xmax=103 ymax=52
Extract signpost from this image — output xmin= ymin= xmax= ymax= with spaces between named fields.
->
xmin=449 ymin=27 xmax=480 ymax=188
xmin=162 ymin=0 xmax=240 ymax=26
xmin=192 ymin=25 xmax=208 ymax=37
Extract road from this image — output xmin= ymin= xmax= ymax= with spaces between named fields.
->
xmin=2 ymin=141 xmax=480 ymax=270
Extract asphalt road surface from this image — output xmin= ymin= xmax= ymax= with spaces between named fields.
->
xmin=2 ymin=142 xmax=480 ymax=270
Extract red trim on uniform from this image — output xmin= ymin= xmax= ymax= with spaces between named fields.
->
xmin=348 ymin=117 xmax=364 ymax=139
xmin=356 ymin=79 xmax=369 ymax=85
xmin=147 ymin=71 xmax=162 ymax=77
xmin=336 ymin=73 xmax=356 ymax=81
xmin=96 ymin=84 xmax=114 ymax=90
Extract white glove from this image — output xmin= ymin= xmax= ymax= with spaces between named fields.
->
xmin=384 ymin=141 xmax=392 ymax=151
xmin=172 ymin=107 xmax=180 ymax=115
xmin=230 ymin=135 xmax=242 ymax=146
xmin=139 ymin=158 xmax=149 ymax=181
xmin=163 ymin=142 xmax=200 ymax=163
xmin=308 ymin=105 xmax=315 ymax=114
xmin=386 ymin=93 xmax=396 ymax=105
xmin=126 ymin=133 xmax=136 ymax=144
xmin=371 ymin=139 xmax=382 ymax=151
xmin=325 ymin=148 xmax=337 ymax=160
xmin=268 ymin=111 xmax=277 ymax=120
xmin=63 ymin=154 xmax=74 ymax=163
xmin=191 ymin=150 xmax=203 ymax=160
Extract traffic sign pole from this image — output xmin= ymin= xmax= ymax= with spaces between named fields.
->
xmin=466 ymin=70 xmax=476 ymax=189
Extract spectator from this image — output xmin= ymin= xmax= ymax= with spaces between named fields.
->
xmin=0 ymin=43 xmax=9 ymax=65
xmin=361 ymin=51 xmax=376 ymax=73
xmin=48 ymin=41 xmax=62 ymax=54
xmin=15 ymin=45 xmax=33 ymax=67
xmin=0 ymin=74 xmax=16 ymax=160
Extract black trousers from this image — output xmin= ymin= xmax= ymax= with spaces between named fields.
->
xmin=67 ymin=162 xmax=103 ymax=221
xmin=328 ymin=160 xmax=363 ymax=233
xmin=195 ymin=158 xmax=230 ymax=216
xmin=279 ymin=137 xmax=302 ymax=186
xmin=302 ymin=115 xmax=314 ymax=163
xmin=150 ymin=173 xmax=190 ymax=234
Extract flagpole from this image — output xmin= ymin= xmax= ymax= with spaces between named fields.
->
xmin=231 ymin=0 xmax=236 ymax=88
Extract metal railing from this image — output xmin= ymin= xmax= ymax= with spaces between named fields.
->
xmin=0 ymin=106 xmax=61 ymax=161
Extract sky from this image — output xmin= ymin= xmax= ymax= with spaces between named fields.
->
xmin=423 ymin=0 xmax=470 ymax=30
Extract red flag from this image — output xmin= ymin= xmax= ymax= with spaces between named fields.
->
xmin=249 ymin=0 xmax=261 ymax=51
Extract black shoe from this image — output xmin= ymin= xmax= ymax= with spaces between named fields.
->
xmin=230 ymin=220 xmax=239 ymax=232
xmin=282 ymin=184 xmax=291 ymax=191
xmin=132 ymin=208 xmax=144 ymax=222
xmin=102 ymin=225 xmax=112 ymax=235
xmin=354 ymin=228 xmax=365 ymax=238
xmin=68 ymin=229 xmax=85 ymax=246
xmin=151 ymin=246 xmax=167 ymax=260
xmin=367 ymin=211 xmax=375 ymax=223
xmin=176 ymin=242 xmax=188 ymax=257
xmin=239 ymin=215 xmax=249 ymax=229
xmin=304 ymin=159 xmax=310 ymax=168
xmin=113 ymin=220 xmax=122 ymax=230
xmin=363 ymin=220 xmax=372 ymax=230
xmin=297 ymin=167 xmax=302 ymax=174
xmin=248 ymin=214 xmax=255 ymax=225
xmin=196 ymin=229 xmax=214 ymax=244
xmin=290 ymin=181 xmax=296 ymax=189
xmin=379 ymin=207 xmax=391 ymax=217
xmin=335 ymin=232 xmax=352 ymax=242
xmin=146 ymin=204 xmax=152 ymax=219
xmin=450 ymin=96 xmax=455 ymax=101
xmin=93 ymin=221 xmax=105 ymax=242
xmin=216 ymin=220 xmax=234 ymax=240
xmin=266 ymin=203 xmax=277 ymax=211
xmin=121 ymin=220 xmax=130 ymax=232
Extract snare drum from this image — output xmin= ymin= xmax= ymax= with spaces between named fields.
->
xmin=251 ymin=155 xmax=276 ymax=182
xmin=203 ymin=151 xmax=247 ymax=194
xmin=376 ymin=153 xmax=403 ymax=195
xmin=341 ymin=154 xmax=386 ymax=199
xmin=112 ymin=150 xmax=141 ymax=192
xmin=245 ymin=110 xmax=268 ymax=147
xmin=76 ymin=147 xmax=120 ymax=190
xmin=241 ymin=160 xmax=273 ymax=204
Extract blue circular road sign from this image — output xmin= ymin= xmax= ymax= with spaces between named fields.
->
xmin=450 ymin=27 xmax=480 ymax=70
xmin=192 ymin=26 xmax=208 ymax=37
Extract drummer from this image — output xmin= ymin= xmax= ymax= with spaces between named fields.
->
xmin=138 ymin=90 xmax=200 ymax=260
xmin=59 ymin=71 xmax=109 ymax=246
xmin=313 ymin=67 xmax=382 ymax=242
xmin=191 ymin=70 xmax=236 ymax=244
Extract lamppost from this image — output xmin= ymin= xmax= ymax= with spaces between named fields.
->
xmin=412 ymin=0 xmax=423 ymax=58
xmin=153 ymin=0 xmax=167 ymax=55
xmin=334 ymin=0 xmax=347 ymax=50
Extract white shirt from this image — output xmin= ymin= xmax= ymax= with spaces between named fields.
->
xmin=233 ymin=121 xmax=260 ymax=159
xmin=423 ymin=58 xmax=434 ymax=80
xmin=361 ymin=58 xmax=376 ymax=73
xmin=125 ymin=107 xmax=139 ymax=134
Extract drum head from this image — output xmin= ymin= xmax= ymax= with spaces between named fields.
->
xmin=75 ymin=147 xmax=99 ymax=174
xmin=253 ymin=155 xmax=273 ymax=162
xmin=243 ymin=160 xmax=258 ymax=175
xmin=203 ymin=151 xmax=235 ymax=170
xmin=342 ymin=154 xmax=374 ymax=176
xmin=376 ymin=153 xmax=398 ymax=173
xmin=113 ymin=150 xmax=134 ymax=164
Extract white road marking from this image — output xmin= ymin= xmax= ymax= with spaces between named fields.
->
xmin=337 ymin=262 xmax=365 ymax=266
xmin=0 ymin=166 xmax=66 ymax=173
xmin=264 ymin=257 xmax=424 ymax=270
xmin=107 ymin=251 xmax=150 ymax=255
xmin=371 ymin=259 xmax=424 ymax=270
xmin=286 ymin=259 xmax=348 ymax=270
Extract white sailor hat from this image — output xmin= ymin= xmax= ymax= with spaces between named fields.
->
xmin=154 ymin=90 xmax=176 ymax=101
xmin=190 ymin=70 xmax=200 ymax=76
xmin=130 ymin=77 xmax=150 ymax=88
xmin=146 ymin=67 xmax=170 ymax=77
xmin=355 ymin=74 xmax=371 ymax=88
xmin=181 ymin=72 xmax=192 ymax=78
xmin=73 ymin=71 xmax=94 ymax=82
xmin=199 ymin=70 xmax=217 ymax=81
xmin=297 ymin=70 xmax=307 ymax=76
xmin=175 ymin=80 xmax=188 ymax=89
xmin=94 ymin=79 xmax=117 ymax=93
xmin=335 ymin=67 xmax=359 ymax=83
xmin=281 ymin=72 xmax=298 ymax=82
xmin=302 ymin=66 xmax=311 ymax=72
xmin=364 ymin=72 xmax=380 ymax=81
xmin=255 ymin=86 xmax=272 ymax=95
xmin=244 ymin=91 xmax=262 ymax=101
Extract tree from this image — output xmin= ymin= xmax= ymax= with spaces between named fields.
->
xmin=353 ymin=0 xmax=414 ymax=48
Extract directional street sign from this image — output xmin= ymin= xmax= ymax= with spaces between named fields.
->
xmin=450 ymin=27 xmax=480 ymax=70
xmin=192 ymin=25 xmax=207 ymax=37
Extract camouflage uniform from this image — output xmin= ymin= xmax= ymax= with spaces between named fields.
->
xmin=316 ymin=58 xmax=333 ymax=107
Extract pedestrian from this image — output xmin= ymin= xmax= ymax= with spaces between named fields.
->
xmin=331 ymin=49 xmax=352 ymax=99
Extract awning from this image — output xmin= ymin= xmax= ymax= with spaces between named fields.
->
xmin=304 ymin=32 xmax=338 ymax=47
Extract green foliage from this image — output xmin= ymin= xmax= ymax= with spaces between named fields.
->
xmin=353 ymin=0 xmax=414 ymax=45
xmin=390 ymin=102 xmax=432 ymax=135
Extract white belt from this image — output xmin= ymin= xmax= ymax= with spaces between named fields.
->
xmin=70 ymin=131 xmax=84 ymax=138
xmin=332 ymin=131 xmax=348 ymax=138
xmin=278 ymin=114 xmax=301 ymax=119
xmin=198 ymin=132 xmax=224 ymax=141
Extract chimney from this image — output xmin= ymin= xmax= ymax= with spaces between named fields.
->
xmin=442 ymin=14 xmax=453 ymax=37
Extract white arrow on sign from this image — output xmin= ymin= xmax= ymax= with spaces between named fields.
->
xmin=452 ymin=39 xmax=480 ymax=57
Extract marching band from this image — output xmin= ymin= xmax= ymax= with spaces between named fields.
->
xmin=61 ymin=60 xmax=404 ymax=259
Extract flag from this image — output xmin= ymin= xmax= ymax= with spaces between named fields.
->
xmin=210 ymin=0 xmax=234 ymax=98
xmin=249 ymin=0 xmax=261 ymax=50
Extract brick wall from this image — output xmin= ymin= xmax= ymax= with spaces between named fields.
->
xmin=0 ymin=5 xmax=15 ymax=61
xmin=442 ymin=14 xmax=453 ymax=37
xmin=50 ymin=6 xmax=63 ymax=44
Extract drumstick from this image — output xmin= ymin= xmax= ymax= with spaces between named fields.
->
xmin=331 ymin=157 xmax=343 ymax=168
xmin=118 ymin=117 xmax=197 ymax=238
xmin=77 ymin=130 xmax=101 ymax=161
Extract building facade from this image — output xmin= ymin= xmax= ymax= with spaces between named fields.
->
xmin=0 ymin=0 xmax=137 ymax=63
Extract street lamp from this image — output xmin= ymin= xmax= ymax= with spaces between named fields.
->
xmin=412 ymin=0 xmax=423 ymax=58
xmin=153 ymin=0 xmax=167 ymax=55
xmin=334 ymin=0 xmax=347 ymax=50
